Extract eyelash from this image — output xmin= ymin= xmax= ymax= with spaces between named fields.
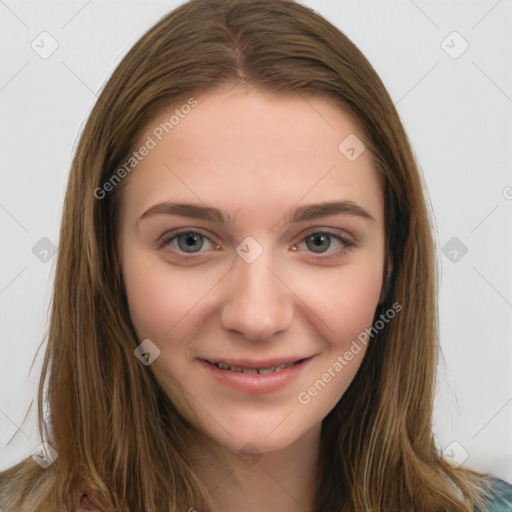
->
xmin=157 ymin=227 xmax=356 ymax=261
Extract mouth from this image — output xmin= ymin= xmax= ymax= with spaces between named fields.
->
xmin=198 ymin=356 xmax=314 ymax=394
xmin=203 ymin=358 xmax=310 ymax=375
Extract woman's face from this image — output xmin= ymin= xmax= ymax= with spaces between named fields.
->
xmin=118 ymin=86 xmax=386 ymax=455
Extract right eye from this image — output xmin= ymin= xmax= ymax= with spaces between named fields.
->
xmin=158 ymin=229 xmax=218 ymax=256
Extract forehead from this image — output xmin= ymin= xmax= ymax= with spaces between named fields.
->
xmin=150 ymin=88 xmax=365 ymax=166
xmin=120 ymin=87 xmax=383 ymax=225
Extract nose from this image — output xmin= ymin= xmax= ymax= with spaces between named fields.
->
xmin=220 ymin=247 xmax=294 ymax=341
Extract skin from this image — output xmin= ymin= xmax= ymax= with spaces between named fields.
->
xmin=118 ymin=85 xmax=386 ymax=512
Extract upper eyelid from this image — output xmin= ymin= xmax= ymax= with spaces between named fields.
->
xmin=157 ymin=228 xmax=215 ymax=248
xmin=298 ymin=226 xmax=354 ymax=241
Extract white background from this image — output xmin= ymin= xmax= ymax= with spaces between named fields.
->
xmin=0 ymin=0 xmax=511 ymax=483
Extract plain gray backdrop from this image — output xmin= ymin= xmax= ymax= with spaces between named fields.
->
xmin=0 ymin=0 xmax=511 ymax=482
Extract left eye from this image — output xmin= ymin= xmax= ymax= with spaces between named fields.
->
xmin=294 ymin=231 xmax=354 ymax=256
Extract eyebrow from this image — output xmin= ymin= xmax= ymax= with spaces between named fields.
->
xmin=139 ymin=200 xmax=375 ymax=225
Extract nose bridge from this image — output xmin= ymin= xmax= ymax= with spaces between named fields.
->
xmin=220 ymin=241 xmax=293 ymax=340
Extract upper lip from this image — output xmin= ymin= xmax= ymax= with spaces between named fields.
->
xmin=200 ymin=356 xmax=312 ymax=369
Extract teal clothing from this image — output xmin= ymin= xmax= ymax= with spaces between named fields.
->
xmin=483 ymin=479 xmax=512 ymax=511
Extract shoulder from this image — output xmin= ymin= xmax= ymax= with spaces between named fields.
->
xmin=482 ymin=478 xmax=512 ymax=512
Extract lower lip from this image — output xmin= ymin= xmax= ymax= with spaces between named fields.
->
xmin=198 ymin=358 xmax=313 ymax=394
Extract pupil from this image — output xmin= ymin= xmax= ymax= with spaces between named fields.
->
xmin=307 ymin=234 xmax=330 ymax=253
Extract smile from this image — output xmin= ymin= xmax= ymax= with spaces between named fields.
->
xmin=199 ymin=357 xmax=313 ymax=394
xmin=208 ymin=360 xmax=301 ymax=374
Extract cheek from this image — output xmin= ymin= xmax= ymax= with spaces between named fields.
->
xmin=124 ymin=272 xmax=172 ymax=340
xmin=292 ymin=259 xmax=384 ymax=347
xmin=122 ymin=256 xmax=214 ymax=340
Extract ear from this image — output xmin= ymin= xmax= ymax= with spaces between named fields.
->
xmin=379 ymin=253 xmax=392 ymax=305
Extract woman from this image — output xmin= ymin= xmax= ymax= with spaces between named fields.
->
xmin=1 ymin=0 xmax=510 ymax=511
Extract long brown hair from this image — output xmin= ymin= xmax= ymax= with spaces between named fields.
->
xmin=0 ymin=0 xmax=496 ymax=510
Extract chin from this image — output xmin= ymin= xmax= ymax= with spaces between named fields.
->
xmin=201 ymin=414 xmax=318 ymax=457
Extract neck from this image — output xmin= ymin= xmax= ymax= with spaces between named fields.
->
xmin=192 ymin=423 xmax=322 ymax=512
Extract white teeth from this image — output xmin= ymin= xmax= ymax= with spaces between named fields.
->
xmin=257 ymin=367 xmax=275 ymax=375
xmin=241 ymin=368 xmax=258 ymax=374
xmin=213 ymin=361 xmax=295 ymax=374
xmin=274 ymin=363 xmax=293 ymax=371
